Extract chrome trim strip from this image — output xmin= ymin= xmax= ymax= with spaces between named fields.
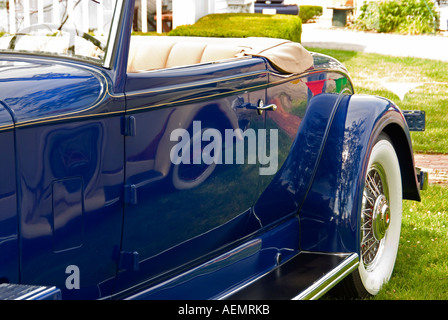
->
xmin=26 ymin=286 xmax=59 ymax=300
xmin=14 ymin=286 xmax=58 ymax=300
xmin=293 ymin=253 xmax=359 ymax=300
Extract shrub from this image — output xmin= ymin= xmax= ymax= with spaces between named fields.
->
xmin=169 ymin=13 xmax=303 ymax=43
xmin=299 ymin=5 xmax=323 ymax=23
xmin=354 ymin=0 xmax=439 ymax=34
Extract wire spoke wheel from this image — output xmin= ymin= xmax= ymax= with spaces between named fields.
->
xmin=361 ymin=163 xmax=391 ymax=270
xmin=332 ymin=133 xmax=402 ymax=298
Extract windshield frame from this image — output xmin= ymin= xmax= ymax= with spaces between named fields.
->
xmin=103 ymin=0 xmax=124 ymax=69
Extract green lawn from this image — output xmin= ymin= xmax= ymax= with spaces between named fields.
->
xmin=306 ymin=47 xmax=448 ymax=154
xmin=374 ymin=185 xmax=448 ymax=300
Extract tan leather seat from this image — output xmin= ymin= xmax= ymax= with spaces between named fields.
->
xmin=128 ymin=38 xmax=176 ymax=72
xmin=128 ymin=36 xmax=245 ymax=72
xmin=127 ymin=36 xmax=313 ymax=74
xmin=165 ymin=41 xmax=207 ymax=68
xmin=200 ymin=43 xmax=246 ymax=64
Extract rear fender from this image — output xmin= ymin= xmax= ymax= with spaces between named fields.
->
xmin=299 ymin=94 xmax=420 ymax=254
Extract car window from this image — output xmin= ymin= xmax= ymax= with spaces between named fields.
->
xmin=0 ymin=0 xmax=120 ymax=64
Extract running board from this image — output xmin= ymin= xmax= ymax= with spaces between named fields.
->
xmin=222 ymin=252 xmax=359 ymax=300
xmin=0 ymin=283 xmax=62 ymax=300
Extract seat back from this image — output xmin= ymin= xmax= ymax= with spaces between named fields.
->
xmin=127 ymin=36 xmax=245 ymax=72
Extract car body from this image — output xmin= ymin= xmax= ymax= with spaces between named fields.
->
xmin=0 ymin=0 xmax=426 ymax=300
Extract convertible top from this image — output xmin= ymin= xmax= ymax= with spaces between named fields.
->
xmin=128 ymin=36 xmax=314 ymax=74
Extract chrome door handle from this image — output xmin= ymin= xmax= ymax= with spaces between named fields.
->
xmin=257 ymin=100 xmax=277 ymax=115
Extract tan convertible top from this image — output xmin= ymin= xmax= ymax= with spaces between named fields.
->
xmin=235 ymin=37 xmax=314 ymax=74
xmin=128 ymin=36 xmax=314 ymax=74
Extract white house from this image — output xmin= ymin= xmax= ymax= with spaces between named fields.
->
xmin=0 ymin=0 xmax=117 ymax=34
xmin=135 ymin=0 xmax=256 ymax=32
xmin=2 ymin=0 xmax=444 ymax=34
xmin=0 ymin=0 xmax=255 ymax=34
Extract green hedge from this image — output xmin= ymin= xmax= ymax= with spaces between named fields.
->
xmin=299 ymin=5 xmax=323 ymax=23
xmin=168 ymin=13 xmax=303 ymax=43
xmin=354 ymin=0 xmax=439 ymax=34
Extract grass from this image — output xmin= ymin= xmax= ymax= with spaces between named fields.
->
xmin=306 ymin=47 xmax=448 ymax=154
xmin=374 ymin=185 xmax=448 ymax=300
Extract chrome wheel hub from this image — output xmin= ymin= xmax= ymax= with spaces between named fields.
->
xmin=372 ymin=194 xmax=390 ymax=241
xmin=361 ymin=163 xmax=390 ymax=270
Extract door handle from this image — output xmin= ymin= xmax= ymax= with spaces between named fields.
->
xmin=256 ymin=100 xmax=277 ymax=115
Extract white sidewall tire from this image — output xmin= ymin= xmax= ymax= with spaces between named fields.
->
xmin=359 ymin=134 xmax=402 ymax=295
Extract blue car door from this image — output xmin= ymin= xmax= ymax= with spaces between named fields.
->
xmin=4 ymin=61 xmax=126 ymax=300
xmin=117 ymin=52 xmax=270 ymax=293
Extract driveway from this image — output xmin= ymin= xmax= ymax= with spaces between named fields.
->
xmin=301 ymin=21 xmax=448 ymax=62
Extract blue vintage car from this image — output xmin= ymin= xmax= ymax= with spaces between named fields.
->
xmin=0 ymin=0 xmax=426 ymax=300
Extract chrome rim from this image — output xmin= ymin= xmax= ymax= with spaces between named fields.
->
xmin=361 ymin=163 xmax=390 ymax=271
